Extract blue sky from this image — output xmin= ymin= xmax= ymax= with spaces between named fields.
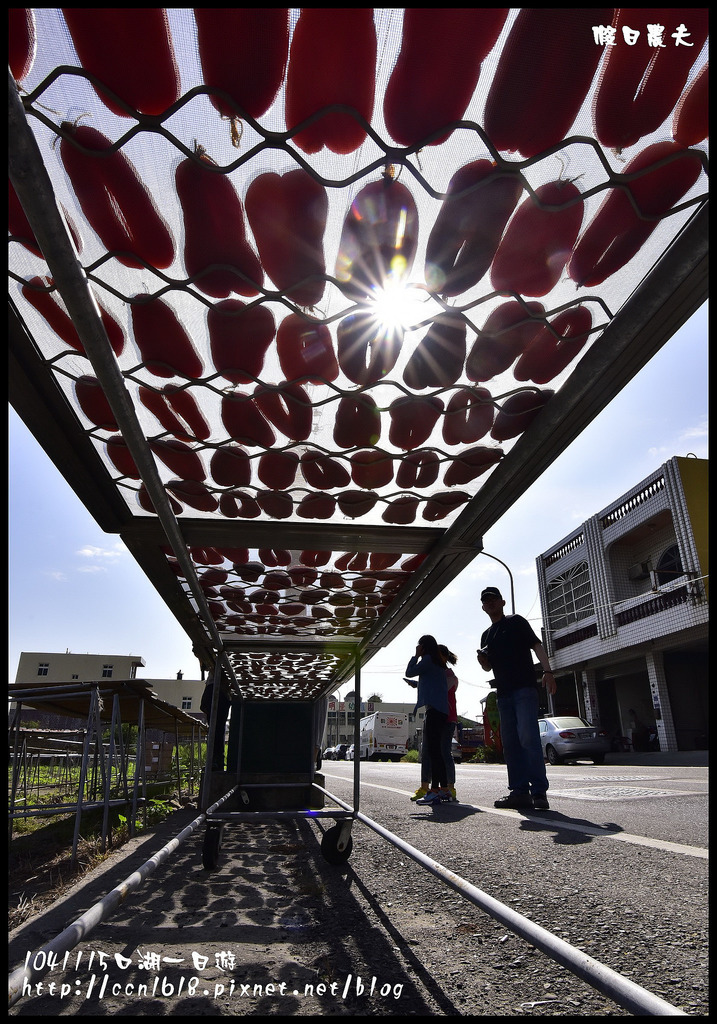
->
xmin=9 ymin=301 xmax=707 ymax=719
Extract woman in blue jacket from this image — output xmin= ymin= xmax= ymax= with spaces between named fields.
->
xmin=405 ymin=634 xmax=450 ymax=805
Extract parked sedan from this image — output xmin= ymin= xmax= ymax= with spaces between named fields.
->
xmin=323 ymin=746 xmax=336 ymax=761
xmin=538 ymin=716 xmax=610 ymax=765
xmin=346 ymin=744 xmax=355 ymax=761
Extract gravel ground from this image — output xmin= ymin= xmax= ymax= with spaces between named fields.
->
xmin=9 ymin=766 xmax=709 ymax=1017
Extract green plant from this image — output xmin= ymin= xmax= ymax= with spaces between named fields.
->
xmin=117 ymin=796 xmax=173 ymax=840
xmin=173 ymin=740 xmax=209 ymax=778
xmin=401 ymin=749 xmax=420 ymax=763
xmin=469 ymin=744 xmax=503 ymax=764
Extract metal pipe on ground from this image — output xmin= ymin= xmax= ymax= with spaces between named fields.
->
xmin=314 ymin=785 xmax=687 ymax=1017
xmin=9 ymin=779 xmax=687 ymax=1015
xmin=8 ymin=788 xmax=237 ymax=1009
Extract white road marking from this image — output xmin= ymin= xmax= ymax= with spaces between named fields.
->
xmin=322 ymin=772 xmax=709 ymax=860
xmin=548 ymin=785 xmax=702 ymax=800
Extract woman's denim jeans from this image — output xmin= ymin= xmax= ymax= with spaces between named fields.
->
xmin=421 ymin=719 xmax=457 ymax=788
xmin=497 ymin=686 xmax=549 ymax=796
xmin=440 ymin=718 xmax=456 ymax=787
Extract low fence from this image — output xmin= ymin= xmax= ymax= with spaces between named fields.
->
xmin=8 ymin=680 xmax=207 ymax=863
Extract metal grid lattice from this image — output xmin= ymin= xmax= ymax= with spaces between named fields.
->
xmin=9 ymin=9 xmax=709 ymax=696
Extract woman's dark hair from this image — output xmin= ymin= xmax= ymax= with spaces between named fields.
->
xmin=438 ymin=644 xmax=457 ymax=665
xmin=418 ymin=634 xmax=443 ymax=666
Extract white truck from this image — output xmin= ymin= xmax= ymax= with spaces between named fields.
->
xmin=359 ymin=711 xmax=409 ymax=762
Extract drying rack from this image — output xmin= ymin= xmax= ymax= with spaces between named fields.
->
xmin=9 ymin=10 xmax=708 ymax=869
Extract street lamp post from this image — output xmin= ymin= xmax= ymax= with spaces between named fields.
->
xmin=481 ymin=550 xmax=516 ymax=614
xmin=478 ymin=550 xmax=554 ymax=712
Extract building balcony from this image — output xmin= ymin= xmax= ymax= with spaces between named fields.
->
xmin=552 ymin=618 xmax=598 ymax=652
xmin=613 ymin=574 xmax=707 ymax=638
xmin=615 ymin=585 xmax=690 ymax=627
xmin=551 ymin=576 xmax=707 ymax=669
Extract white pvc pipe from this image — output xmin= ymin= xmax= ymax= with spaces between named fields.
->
xmin=314 ymin=784 xmax=687 ymax=1017
xmin=10 ymin=784 xmax=688 ymax=1016
xmin=8 ymin=788 xmax=237 ymax=1009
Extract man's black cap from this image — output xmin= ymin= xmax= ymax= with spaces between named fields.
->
xmin=481 ymin=587 xmax=503 ymax=601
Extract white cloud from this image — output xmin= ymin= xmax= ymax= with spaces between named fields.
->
xmin=76 ymin=542 xmax=126 ymax=560
xmin=74 ymin=541 xmax=126 ymax=575
xmin=45 ymin=570 xmax=68 ymax=582
xmin=648 ymin=419 xmax=709 ymax=460
xmin=648 ymin=442 xmax=709 ymax=461
xmin=681 ymin=419 xmax=708 ymax=440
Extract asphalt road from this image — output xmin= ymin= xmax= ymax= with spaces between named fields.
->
xmin=9 ymin=756 xmax=708 ymax=1016
xmin=325 ymin=755 xmax=710 ymax=849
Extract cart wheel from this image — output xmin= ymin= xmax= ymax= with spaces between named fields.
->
xmin=320 ymin=824 xmax=353 ymax=865
xmin=202 ymin=824 xmax=223 ymax=870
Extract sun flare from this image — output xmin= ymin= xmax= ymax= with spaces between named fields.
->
xmin=367 ymin=276 xmax=431 ymax=333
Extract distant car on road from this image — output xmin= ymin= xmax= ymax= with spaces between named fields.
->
xmin=538 ymin=716 xmax=610 ymax=765
xmin=324 ymin=746 xmax=336 ymax=761
xmin=333 ymin=743 xmax=348 ymax=761
xmin=346 ymin=744 xmax=355 ymax=761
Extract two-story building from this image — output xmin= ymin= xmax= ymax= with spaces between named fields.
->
xmin=536 ymin=456 xmax=708 ymax=752
xmin=12 ymin=652 xmax=207 ymax=726
xmin=14 ymin=651 xmax=146 ymax=685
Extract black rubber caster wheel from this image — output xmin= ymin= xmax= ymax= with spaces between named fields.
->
xmin=320 ymin=824 xmax=353 ymax=865
xmin=202 ymin=824 xmax=223 ymax=870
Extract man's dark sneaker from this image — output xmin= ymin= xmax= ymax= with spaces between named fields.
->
xmin=532 ymin=794 xmax=550 ymax=810
xmin=494 ymin=792 xmax=533 ymax=809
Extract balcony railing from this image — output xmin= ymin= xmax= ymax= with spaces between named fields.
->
xmin=543 ymin=532 xmax=585 ymax=566
xmin=616 ymin=586 xmax=689 ymax=626
xmin=600 ymin=476 xmax=665 ymax=529
xmin=553 ymin=622 xmax=598 ymax=651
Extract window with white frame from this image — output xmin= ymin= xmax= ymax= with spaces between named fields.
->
xmin=37 ymin=662 xmax=49 ymax=676
xmin=547 ymin=562 xmax=595 ymax=631
xmin=181 ymin=696 xmax=192 ymax=710
xmin=102 ymin=664 xmax=113 ymax=678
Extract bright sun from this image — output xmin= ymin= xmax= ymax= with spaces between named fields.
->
xmin=367 ymin=276 xmax=432 ymax=333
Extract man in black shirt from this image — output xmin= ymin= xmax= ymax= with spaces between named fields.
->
xmin=477 ymin=586 xmax=557 ymax=810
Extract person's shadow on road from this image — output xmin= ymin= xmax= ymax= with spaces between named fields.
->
xmin=518 ymin=810 xmax=623 ymax=845
xmin=409 ymin=803 xmax=482 ymax=824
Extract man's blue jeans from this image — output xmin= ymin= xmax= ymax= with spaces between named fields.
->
xmin=496 ymin=686 xmax=549 ymax=796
